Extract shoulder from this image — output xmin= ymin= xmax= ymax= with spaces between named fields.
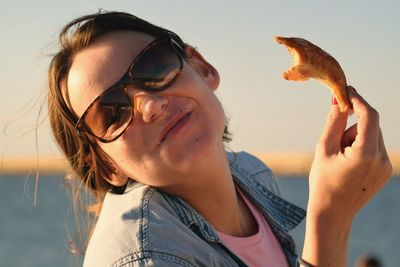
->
xmin=83 ymin=183 xmax=222 ymax=267
xmin=83 ymin=184 xmax=183 ymax=266
xmin=110 ymin=252 xmax=195 ymax=267
xmin=227 ymin=151 xmax=281 ymax=195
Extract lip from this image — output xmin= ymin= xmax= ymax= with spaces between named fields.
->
xmin=160 ymin=111 xmax=192 ymax=143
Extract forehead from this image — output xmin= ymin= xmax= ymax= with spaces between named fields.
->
xmin=66 ymin=31 xmax=155 ymax=117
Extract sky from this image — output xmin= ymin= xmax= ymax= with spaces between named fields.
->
xmin=1 ymin=0 xmax=399 ymax=157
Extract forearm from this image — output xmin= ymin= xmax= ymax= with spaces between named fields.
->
xmin=301 ymin=208 xmax=352 ymax=267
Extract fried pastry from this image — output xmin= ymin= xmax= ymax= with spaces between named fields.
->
xmin=274 ymin=36 xmax=351 ymax=112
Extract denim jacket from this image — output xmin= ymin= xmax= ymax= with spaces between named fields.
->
xmin=83 ymin=152 xmax=306 ymax=267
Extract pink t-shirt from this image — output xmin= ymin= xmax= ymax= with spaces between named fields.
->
xmin=216 ymin=188 xmax=289 ymax=267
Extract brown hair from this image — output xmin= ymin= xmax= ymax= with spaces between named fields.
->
xmin=48 ymin=11 xmax=189 ymax=198
xmin=48 ymin=10 xmax=232 ymax=218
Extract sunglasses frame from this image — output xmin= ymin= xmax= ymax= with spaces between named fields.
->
xmin=74 ymin=34 xmax=185 ymax=143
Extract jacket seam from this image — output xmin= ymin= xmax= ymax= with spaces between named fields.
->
xmin=139 ymin=187 xmax=156 ymax=255
xmin=251 ymin=168 xmax=273 ymax=176
xmin=112 ymin=250 xmax=195 ymax=267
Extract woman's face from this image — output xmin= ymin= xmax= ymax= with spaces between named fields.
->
xmin=66 ymin=31 xmax=226 ymax=189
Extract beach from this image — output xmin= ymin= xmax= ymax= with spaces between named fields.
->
xmin=1 ymin=152 xmax=399 ymax=177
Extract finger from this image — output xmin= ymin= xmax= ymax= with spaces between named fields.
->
xmin=341 ymin=123 xmax=358 ymax=148
xmin=378 ymin=129 xmax=389 ymax=157
xmin=319 ymin=103 xmax=348 ymax=155
xmin=347 ymin=86 xmax=380 ymax=149
xmin=378 ymin=130 xmax=393 ymax=178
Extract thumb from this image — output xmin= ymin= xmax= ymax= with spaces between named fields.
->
xmin=318 ymin=98 xmax=348 ymax=154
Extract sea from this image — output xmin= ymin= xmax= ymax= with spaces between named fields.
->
xmin=0 ymin=175 xmax=399 ymax=267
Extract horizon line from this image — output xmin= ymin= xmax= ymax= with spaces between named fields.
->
xmin=1 ymin=151 xmax=399 ymax=177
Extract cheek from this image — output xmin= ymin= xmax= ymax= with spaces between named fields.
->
xmin=98 ymin=139 xmax=142 ymax=175
xmin=212 ymin=97 xmax=226 ymax=132
xmin=179 ymin=68 xmax=226 ymax=135
xmin=98 ymin=136 xmax=166 ymax=185
xmin=200 ymin=91 xmax=226 ymax=137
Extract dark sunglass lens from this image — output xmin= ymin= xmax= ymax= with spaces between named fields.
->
xmin=84 ymin=87 xmax=132 ymax=140
xmin=132 ymin=41 xmax=182 ymax=89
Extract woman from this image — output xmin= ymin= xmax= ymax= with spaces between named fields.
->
xmin=48 ymin=11 xmax=392 ymax=267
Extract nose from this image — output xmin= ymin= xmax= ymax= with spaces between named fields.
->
xmin=133 ymin=92 xmax=168 ymax=123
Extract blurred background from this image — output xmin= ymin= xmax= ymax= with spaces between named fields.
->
xmin=1 ymin=0 xmax=400 ymax=156
xmin=0 ymin=0 xmax=399 ymax=266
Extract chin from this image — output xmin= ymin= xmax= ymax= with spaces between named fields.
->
xmin=160 ymin=131 xmax=223 ymax=173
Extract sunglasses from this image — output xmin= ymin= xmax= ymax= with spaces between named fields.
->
xmin=74 ymin=35 xmax=184 ymax=143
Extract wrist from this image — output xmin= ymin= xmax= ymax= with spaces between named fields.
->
xmin=306 ymin=202 xmax=354 ymax=227
xmin=301 ymin=207 xmax=352 ymax=267
xmin=306 ymin=192 xmax=356 ymax=225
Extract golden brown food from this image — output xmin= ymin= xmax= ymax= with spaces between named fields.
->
xmin=274 ymin=36 xmax=352 ymax=112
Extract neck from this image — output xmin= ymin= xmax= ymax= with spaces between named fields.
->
xmin=162 ymin=149 xmax=257 ymax=237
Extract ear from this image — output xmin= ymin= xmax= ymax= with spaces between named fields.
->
xmin=184 ymin=46 xmax=220 ymax=90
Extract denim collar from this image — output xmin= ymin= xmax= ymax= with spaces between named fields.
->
xmin=161 ymin=152 xmax=306 ymax=245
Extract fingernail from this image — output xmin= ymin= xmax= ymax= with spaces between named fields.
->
xmin=331 ymin=96 xmax=338 ymax=105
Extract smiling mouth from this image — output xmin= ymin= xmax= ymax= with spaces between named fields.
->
xmin=160 ymin=112 xmax=192 ymax=143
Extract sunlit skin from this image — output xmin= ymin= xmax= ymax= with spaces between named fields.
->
xmin=66 ymin=31 xmax=392 ymax=266
xmin=66 ymin=31 xmax=258 ymax=237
